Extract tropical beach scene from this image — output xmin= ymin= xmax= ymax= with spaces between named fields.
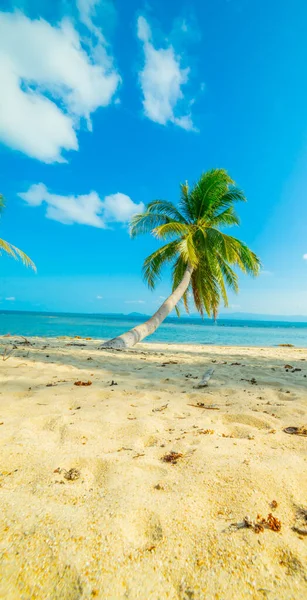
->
xmin=1 ymin=1 xmax=307 ymax=599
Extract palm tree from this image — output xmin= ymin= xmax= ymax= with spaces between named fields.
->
xmin=102 ymin=169 xmax=260 ymax=349
xmin=0 ymin=195 xmax=36 ymax=270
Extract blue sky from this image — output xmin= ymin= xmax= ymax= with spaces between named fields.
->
xmin=0 ymin=0 xmax=307 ymax=316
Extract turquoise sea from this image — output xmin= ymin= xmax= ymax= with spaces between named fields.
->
xmin=0 ymin=311 xmax=307 ymax=347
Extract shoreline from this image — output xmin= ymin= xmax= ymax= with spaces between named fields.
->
xmin=1 ymin=337 xmax=307 ymax=598
xmin=1 ymin=333 xmax=307 ymax=351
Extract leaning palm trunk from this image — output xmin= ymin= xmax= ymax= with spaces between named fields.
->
xmin=101 ymin=264 xmax=193 ymax=349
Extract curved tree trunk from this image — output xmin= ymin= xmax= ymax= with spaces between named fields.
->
xmin=101 ymin=264 xmax=193 ymax=349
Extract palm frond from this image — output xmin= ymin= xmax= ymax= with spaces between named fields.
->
xmin=216 ymin=256 xmax=239 ymax=293
xmin=178 ymin=182 xmax=194 ymax=222
xmin=142 ymin=240 xmax=179 ymax=289
xmin=206 ymin=229 xmax=261 ymax=275
xmin=189 ymin=169 xmax=234 ymax=220
xmin=206 ymin=187 xmax=246 ymax=219
xmin=190 ymin=257 xmax=221 ymax=318
xmin=153 ymin=221 xmax=190 ymax=240
xmin=130 ymin=212 xmax=171 ymax=238
xmin=177 ymin=232 xmax=198 ymax=268
xmin=146 ymin=200 xmax=187 ymax=224
xmin=207 ymin=206 xmax=240 ymax=228
xmin=0 ymin=238 xmax=36 ymax=271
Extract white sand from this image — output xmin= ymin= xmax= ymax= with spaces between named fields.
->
xmin=0 ymin=336 xmax=307 ymax=599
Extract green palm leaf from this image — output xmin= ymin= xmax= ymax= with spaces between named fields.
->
xmin=142 ymin=240 xmax=179 ymax=289
xmin=153 ymin=221 xmax=190 ymax=240
xmin=0 ymin=194 xmax=36 ymax=271
xmin=0 ymin=238 xmax=36 ymax=271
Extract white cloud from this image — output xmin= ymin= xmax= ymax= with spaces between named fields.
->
xmin=77 ymin=0 xmax=116 ymax=40
xmin=96 ymin=295 xmax=103 ymax=299
xmin=260 ymin=270 xmax=273 ymax=276
xmin=5 ymin=297 xmax=15 ymax=301
xmin=303 ymin=254 xmax=307 ymax=260
xmin=125 ymin=300 xmax=145 ymax=304
xmin=77 ymin=0 xmax=104 ymax=41
xmin=19 ymin=183 xmax=144 ymax=228
xmin=0 ymin=11 xmax=120 ymax=162
xmin=103 ymin=193 xmax=144 ymax=222
xmin=19 ymin=184 xmax=105 ymax=227
xmin=137 ymin=16 xmax=194 ymax=130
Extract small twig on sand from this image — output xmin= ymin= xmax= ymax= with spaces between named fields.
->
xmin=152 ymin=404 xmax=168 ymax=412
xmin=2 ymin=345 xmax=17 ymax=361
xmin=187 ymin=403 xmax=220 ymax=410
xmin=17 ymin=336 xmax=33 ymax=346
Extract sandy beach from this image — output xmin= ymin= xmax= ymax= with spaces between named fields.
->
xmin=0 ymin=335 xmax=307 ymax=599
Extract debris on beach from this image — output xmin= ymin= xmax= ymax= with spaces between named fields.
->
xmin=197 ymin=429 xmax=214 ymax=435
xmin=193 ymin=368 xmax=214 ymax=389
xmin=74 ymin=380 xmax=92 ymax=387
xmin=232 ymin=513 xmax=281 ymax=533
xmin=278 ymin=343 xmax=294 ymax=347
xmin=161 ymin=451 xmax=183 ymax=464
xmin=53 ymin=467 xmax=81 ymax=481
xmin=2 ymin=346 xmax=17 ymax=361
xmin=63 ymin=468 xmax=81 ymax=481
xmin=283 ymin=425 xmax=307 ymax=436
xmin=16 ymin=336 xmax=33 ymax=346
xmin=241 ymin=377 xmax=257 ymax=385
xmin=161 ymin=361 xmax=178 ymax=367
xmin=152 ymin=404 xmax=168 ymax=412
xmin=187 ymin=402 xmax=220 ymax=410
xmin=266 ymin=513 xmax=282 ymax=531
xmin=293 ymin=507 xmax=307 ymax=536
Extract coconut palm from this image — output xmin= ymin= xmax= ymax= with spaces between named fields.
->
xmin=102 ymin=169 xmax=260 ymax=349
xmin=0 ymin=195 xmax=36 ymax=270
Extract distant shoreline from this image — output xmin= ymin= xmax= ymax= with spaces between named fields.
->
xmin=0 ymin=308 xmax=307 ymax=324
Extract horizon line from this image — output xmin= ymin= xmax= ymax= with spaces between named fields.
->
xmin=0 ymin=308 xmax=307 ymax=322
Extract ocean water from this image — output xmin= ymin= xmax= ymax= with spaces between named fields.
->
xmin=0 ymin=311 xmax=307 ymax=347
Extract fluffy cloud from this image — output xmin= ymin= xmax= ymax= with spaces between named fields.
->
xmin=19 ymin=184 xmax=144 ymax=228
xmin=137 ymin=16 xmax=194 ymax=130
xmin=0 ymin=10 xmax=120 ymax=162
xmin=103 ymin=193 xmax=144 ymax=222
xmin=303 ymin=254 xmax=307 ymax=260
xmin=77 ymin=0 xmax=103 ymax=40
